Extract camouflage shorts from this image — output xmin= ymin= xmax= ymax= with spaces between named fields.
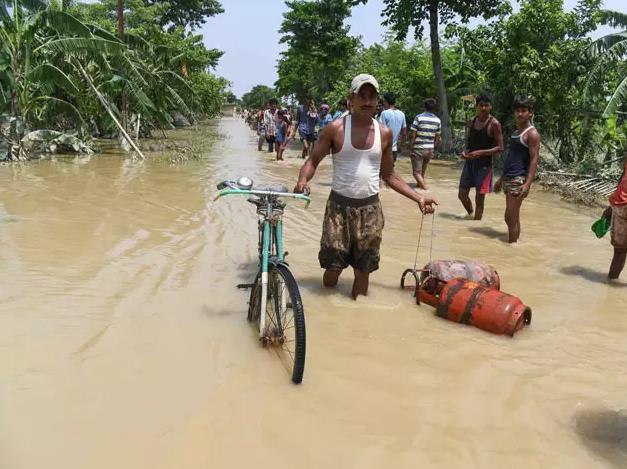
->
xmin=319 ymin=191 xmax=385 ymax=273
xmin=503 ymin=175 xmax=526 ymax=196
xmin=611 ymin=204 xmax=627 ymax=248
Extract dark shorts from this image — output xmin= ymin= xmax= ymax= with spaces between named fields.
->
xmin=319 ymin=191 xmax=385 ymax=273
xmin=503 ymin=175 xmax=526 ymax=196
xmin=460 ymin=162 xmax=493 ymax=194
xmin=392 ymin=150 xmax=398 ymax=162
xmin=299 ymin=129 xmax=315 ymax=142
xmin=411 ymin=149 xmax=433 ymax=173
xmin=265 ymin=135 xmax=275 ymax=144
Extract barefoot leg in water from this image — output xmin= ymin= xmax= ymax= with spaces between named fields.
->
xmin=505 ymin=193 xmax=524 ymax=243
xmin=458 ymin=187 xmax=474 ymax=216
xmin=609 ymin=247 xmax=626 ymax=279
xmin=352 ymin=268 xmax=370 ymax=299
xmin=323 ymin=268 xmax=341 ymax=287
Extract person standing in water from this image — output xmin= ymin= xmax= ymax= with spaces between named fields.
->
xmin=494 ymin=97 xmax=541 ymax=243
xmin=409 ymin=99 xmax=441 ymax=190
xmin=602 ymin=154 xmax=627 ymax=279
xmin=263 ymin=98 xmax=278 ymax=153
xmin=256 ymin=105 xmax=266 ymax=151
xmin=333 ymin=98 xmax=349 ymax=120
xmin=296 ymin=96 xmax=318 ymax=158
xmin=317 ymin=104 xmax=333 ymax=131
xmin=293 ymin=74 xmax=437 ymax=300
xmin=378 ymin=92 xmax=407 ymax=163
xmin=458 ymin=94 xmax=504 ymax=220
xmin=275 ymin=110 xmax=289 ymax=161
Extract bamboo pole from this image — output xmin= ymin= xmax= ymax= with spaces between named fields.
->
xmin=75 ymin=59 xmax=145 ymax=160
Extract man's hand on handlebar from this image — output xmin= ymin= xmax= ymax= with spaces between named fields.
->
xmin=293 ymin=179 xmax=310 ymax=195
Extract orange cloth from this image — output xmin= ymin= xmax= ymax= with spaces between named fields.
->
xmin=609 ymin=171 xmax=627 ymax=207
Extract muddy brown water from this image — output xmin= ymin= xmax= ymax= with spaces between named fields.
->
xmin=1 ymin=118 xmax=627 ymax=469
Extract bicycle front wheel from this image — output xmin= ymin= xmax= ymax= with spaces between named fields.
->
xmin=250 ymin=264 xmax=306 ymax=384
xmin=270 ymin=264 xmax=306 ymax=384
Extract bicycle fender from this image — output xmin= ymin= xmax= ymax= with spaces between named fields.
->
xmin=268 ymin=258 xmax=289 ymax=268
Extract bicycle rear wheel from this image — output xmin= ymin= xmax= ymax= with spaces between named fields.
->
xmin=248 ymin=264 xmax=306 ymax=384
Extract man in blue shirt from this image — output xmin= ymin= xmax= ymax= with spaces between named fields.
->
xmin=295 ymin=96 xmax=318 ymax=159
xmin=378 ymin=92 xmax=406 ymax=163
xmin=318 ymin=104 xmax=333 ymax=131
xmin=332 ymin=99 xmax=349 ymax=120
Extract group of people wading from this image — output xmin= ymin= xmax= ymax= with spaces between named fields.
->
xmin=244 ymin=74 xmax=627 ymax=298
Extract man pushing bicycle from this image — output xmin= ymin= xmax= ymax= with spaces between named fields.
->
xmin=294 ymin=74 xmax=438 ymax=299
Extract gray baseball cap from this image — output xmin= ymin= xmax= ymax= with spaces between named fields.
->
xmin=350 ymin=74 xmax=380 ymax=94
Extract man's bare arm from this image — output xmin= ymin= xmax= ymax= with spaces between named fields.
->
xmin=399 ymin=126 xmax=407 ymax=153
xmin=521 ymin=129 xmax=541 ymax=196
xmin=380 ymin=127 xmax=437 ymax=213
xmin=293 ymin=121 xmax=337 ymax=193
xmin=409 ymin=129 xmax=416 ymax=154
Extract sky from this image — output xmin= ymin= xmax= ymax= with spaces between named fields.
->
xmin=200 ymin=0 xmax=626 ymax=97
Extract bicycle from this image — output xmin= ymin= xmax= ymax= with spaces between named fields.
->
xmin=215 ymin=177 xmax=311 ymax=384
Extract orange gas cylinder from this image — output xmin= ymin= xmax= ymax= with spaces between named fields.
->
xmin=436 ymin=279 xmax=532 ymax=336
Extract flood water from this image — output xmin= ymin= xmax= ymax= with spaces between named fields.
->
xmin=1 ymin=117 xmax=627 ymax=469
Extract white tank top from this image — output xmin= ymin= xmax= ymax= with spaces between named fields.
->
xmin=331 ymin=115 xmax=382 ymax=199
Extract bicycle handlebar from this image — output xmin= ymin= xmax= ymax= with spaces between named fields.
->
xmin=214 ymin=187 xmax=311 ymax=208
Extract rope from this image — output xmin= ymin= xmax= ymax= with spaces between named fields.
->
xmin=412 ymin=214 xmax=424 ymax=271
xmin=429 ymin=211 xmax=436 ymax=266
xmin=412 ymin=210 xmax=437 ymax=271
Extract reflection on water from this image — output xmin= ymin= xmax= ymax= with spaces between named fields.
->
xmin=1 ymin=118 xmax=627 ymax=469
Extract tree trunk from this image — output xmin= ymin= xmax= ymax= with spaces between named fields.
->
xmin=428 ymin=0 xmax=453 ymax=153
xmin=117 ymin=0 xmax=128 ymax=132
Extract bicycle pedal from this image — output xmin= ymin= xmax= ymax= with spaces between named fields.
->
xmin=236 ymin=283 xmax=255 ymax=289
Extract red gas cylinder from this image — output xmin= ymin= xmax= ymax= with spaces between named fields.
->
xmin=436 ymin=279 xmax=531 ymax=336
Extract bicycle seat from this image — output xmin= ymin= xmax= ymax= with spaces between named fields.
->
xmin=258 ymin=185 xmax=289 ymax=193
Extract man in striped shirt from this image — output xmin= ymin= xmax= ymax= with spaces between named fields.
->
xmin=409 ymin=99 xmax=441 ymax=190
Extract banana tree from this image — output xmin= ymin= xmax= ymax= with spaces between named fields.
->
xmin=0 ymin=0 xmax=127 ymax=159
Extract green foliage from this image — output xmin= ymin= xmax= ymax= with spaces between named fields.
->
xmin=325 ymin=37 xmax=435 ymax=117
xmin=360 ymin=0 xmax=507 ymax=41
xmin=276 ymin=0 xmax=361 ymax=101
xmin=142 ymin=0 xmax=223 ymax=31
xmin=189 ymin=72 xmax=231 ymax=117
xmin=0 ymin=0 xmax=229 ymax=157
xmin=241 ymin=85 xmax=278 ymax=110
xmin=448 ymin=0 xmax=604 ymax=163
xmin=586 ymin=12 xmax=627 ymax=118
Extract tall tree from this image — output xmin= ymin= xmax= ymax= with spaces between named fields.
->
xmin=117 ymin=0 xmax=127 ymax=130
xmin=142 ymin=0 xmax=223 ymax=31
xmin=241 ymin=85 xmax=277 ymax=109
xmin=354 ymin=0 xmax=505 ymax=152
xmin=277 ymin=0 xmax=360 ymax=101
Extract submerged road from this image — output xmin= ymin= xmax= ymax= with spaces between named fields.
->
xmin=1 ymin=118 xmax=626 ymax=468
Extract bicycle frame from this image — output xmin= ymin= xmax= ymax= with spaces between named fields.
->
xmin=215 ymin=185 xmax=310 ymax=336
xmin=259 ymin=202 xmax=282 ymax=335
